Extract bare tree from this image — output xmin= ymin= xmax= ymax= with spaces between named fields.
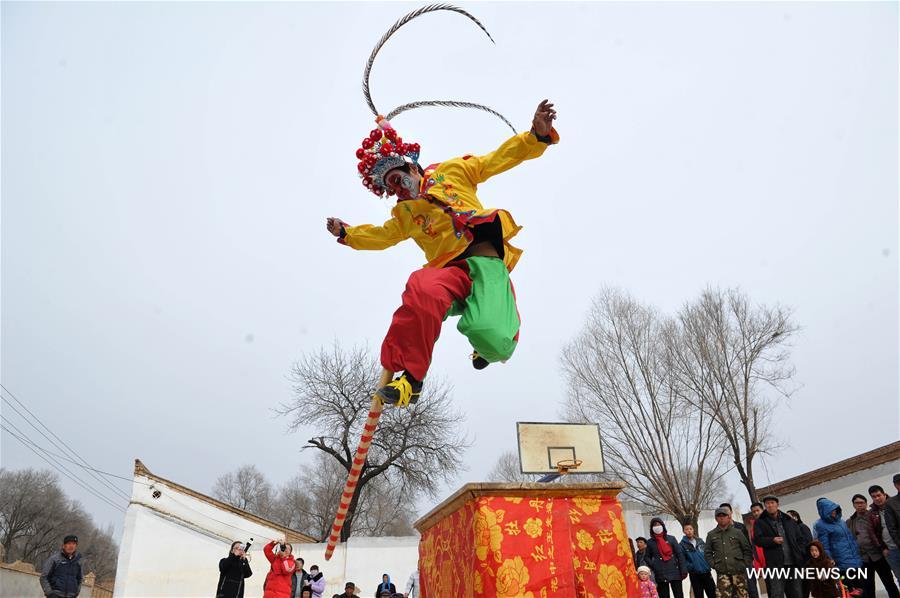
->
xmin=561 ymin=288 xmax=730 ymax=527
xmin=0 ymin=468 xmax=118 ymax=582
xmin=278 ymin=343 xmax=469 ymax=540
xmin=668 ymin=288 xmax=798 ymax=503
xmin=0 ymin=469 xmax=64 ymax=561
xmin=212 ymin=465 xmax=275 ymax=520
xmin=487 ymin=450 xmax=618 ymax=486
xmin=488 ymin=451 xmax=540 ymax=483
xmin=270 ymin=453 xmax=415 ymax=540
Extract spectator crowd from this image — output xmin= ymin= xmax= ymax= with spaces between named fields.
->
xmin=208 ymin=540 xmax=419 ymax=598
xmin=38 ymin=474 xmax=900 ymax=598
xmin=632 ymin=474 xmax=900 ymax=598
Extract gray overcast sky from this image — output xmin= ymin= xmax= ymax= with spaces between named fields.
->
xmin=3 ymin=2 xmax=897 ymax=536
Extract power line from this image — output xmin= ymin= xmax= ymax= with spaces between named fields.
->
xmin=0 ymin=385 xmax=132 ymax=501
xmin=0 ymin=415 xmax=141 ymax=485
xmin=1 ymin=422 xmax=126 ymax=514
xmin=0 ymin=384 xmax=306 ymax=544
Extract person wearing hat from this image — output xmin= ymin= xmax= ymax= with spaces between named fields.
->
xmin=754 ymin=495 xmax=806 ymax=598
xmin=40 ymin=534 xmax=83 ymax=598
xmin=327 ymin=100 xmax=559 ymax=407
xmin=333 ymin=581 xmax=359 ymax=597
xmin=638 ymin=565 xmax=660 ymax=598
xmin=644 ymin=517 xmax=687 ymax=598
xmin=722 ymin=502 xmax=763 ymax=598
xmin=705 ymin=507 xmax=753 ymax=598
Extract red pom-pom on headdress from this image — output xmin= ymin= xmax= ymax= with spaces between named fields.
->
xmin=355 ymin=116 xmax=421 ymax=197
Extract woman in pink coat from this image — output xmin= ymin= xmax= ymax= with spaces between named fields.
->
xmin=262 ymin=540 xmax=296 ymax=598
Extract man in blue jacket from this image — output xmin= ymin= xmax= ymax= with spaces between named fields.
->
xmin=681 ymin=523 xmax=716 ymax=598
xmin=814 ymin=497 xmax=864 ymax=594
xmin=39 ymin=535 xmax=83 ymax=598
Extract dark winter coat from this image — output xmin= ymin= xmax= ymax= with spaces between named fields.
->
xmin=635 ymin=548 xmax=652 ymax=570
xmin=40 ymin=551 xmax=84 ymax=598
xmin=644 ymin=519 xmax=687 ymax=582
xmin=797 ymin=522 xmax=814 ymax=551
xmin=885 ymin=493 xmax=900 ymax=547
xmin=704 ymin=524 xmax=753 ymax=575
xmin=679 ymin=536 xmax=712 ymax=574
xmin=813 ymin=498 xmax=863 ymax=571
xmin=374 ymin=576 xmax=396 ymax=597
xmin=806 ymin=541 xmax=842 ymax=598
xmin=754 ymin=509 xmax=805 ymax=568
xmin=217 ymin=553 xmax=253 ymax=598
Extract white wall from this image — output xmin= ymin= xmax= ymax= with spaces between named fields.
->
xmin=767 ymin=460 xmax=899 ymax=530
xmin=114 ymin=464 xmax=899 ymax=598
xmin=113 ymin=469 xmax=422 ymax=597
xmin=0 ymin=565 xmax=107 ymax=598
xmin=114 ymin=472 xmax=303 ymax=598
xmin=303 ymin=536 xmax=420 ymax=597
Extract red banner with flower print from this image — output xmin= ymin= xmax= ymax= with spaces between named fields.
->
xmin=419 ymin=492 xmax=640 ymax=598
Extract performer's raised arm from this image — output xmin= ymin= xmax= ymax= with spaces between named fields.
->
xmin=459 ymin=99 xmax=559 ymax=185
xmin=326 ymin=215 xmax=408 ymax=250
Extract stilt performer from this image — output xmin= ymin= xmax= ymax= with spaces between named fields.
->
xmin=323 ymin=4 xmax=558 ymax=560
xmin=326 ymin=5 xmax=559 ymax=408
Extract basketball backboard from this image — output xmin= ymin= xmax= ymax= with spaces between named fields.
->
xmin=516 ymin=422 xmax=604 ymax=474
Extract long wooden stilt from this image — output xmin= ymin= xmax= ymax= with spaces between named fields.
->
xmin=324 ymin=368 xmax=393 ymax=560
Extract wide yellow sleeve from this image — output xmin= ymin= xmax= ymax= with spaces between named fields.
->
xmin=339 ymin=214 xmax=409 ymax=250
xmin=459 ymin=128 xmax=559 ymax=184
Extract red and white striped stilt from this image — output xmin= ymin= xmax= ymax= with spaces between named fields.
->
xmin=324 ymin=368 xmax=393 ymax=561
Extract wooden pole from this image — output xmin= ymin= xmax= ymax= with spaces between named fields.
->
xmin=324 ymin=368 xmax=393 ymax=560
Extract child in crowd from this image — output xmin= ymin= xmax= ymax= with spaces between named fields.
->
xmin=806 ymin=541 xmax=843 ymax=598
xmin=638 ymin=565 xmax=660 ymax=598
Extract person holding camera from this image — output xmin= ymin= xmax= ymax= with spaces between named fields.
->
xmin=263 ymin=540 xmax=297 ymax=598
xmin=216 ymin=541 xmax=253 ymax=598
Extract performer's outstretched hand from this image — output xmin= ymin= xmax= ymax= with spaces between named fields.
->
xmin=326 ymin=217 xmax=345 ymax=237
xmin=532 ymin=99 xmax=557 ymax=136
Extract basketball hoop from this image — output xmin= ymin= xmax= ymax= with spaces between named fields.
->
xmin=556 ymin=459 xmax=583 ymax=475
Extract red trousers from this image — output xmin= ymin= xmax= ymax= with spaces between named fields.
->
xmin=381 ymin=266 xmax=473 ymax=381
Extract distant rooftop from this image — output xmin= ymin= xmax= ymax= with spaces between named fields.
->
xmin=134 ymin=459 xmax=315 ymax=544
xmin=755 ymin=441 xmax=900 ymax=498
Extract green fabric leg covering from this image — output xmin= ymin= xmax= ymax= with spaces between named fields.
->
xmin=448 ymin=256 xmax=520 ymax=363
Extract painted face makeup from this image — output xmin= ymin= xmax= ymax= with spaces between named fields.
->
xmin=386 ymin=169 xmax=418 ymax=198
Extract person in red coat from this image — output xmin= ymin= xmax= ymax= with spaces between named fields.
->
xmin=263 ymin=540 xmax=297 ymax=598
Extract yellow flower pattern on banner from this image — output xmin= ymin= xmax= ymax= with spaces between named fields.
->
xmin=496 ymin=557 xmax=535 ymax=598
xmin=524 ymin=517 xmax=543 ymax=539
xmin=576 ymin=529 xmax=595 ymax=551
xmin=475 ymin=504 xmax=505 ymax=563
xmin=574 ymin=497 xmax=602 ymax=515
xmin=598 ymin=564 xmax=627 ymax=596
xmin=419 ymin=495 xmax=640 ymax=598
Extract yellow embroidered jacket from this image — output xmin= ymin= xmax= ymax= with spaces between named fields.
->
xmin=338 ymin=128 xmax=559 ymax=273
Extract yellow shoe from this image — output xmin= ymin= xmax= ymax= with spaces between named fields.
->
xmin=376 ymin=373 xmax=422 ymax=407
